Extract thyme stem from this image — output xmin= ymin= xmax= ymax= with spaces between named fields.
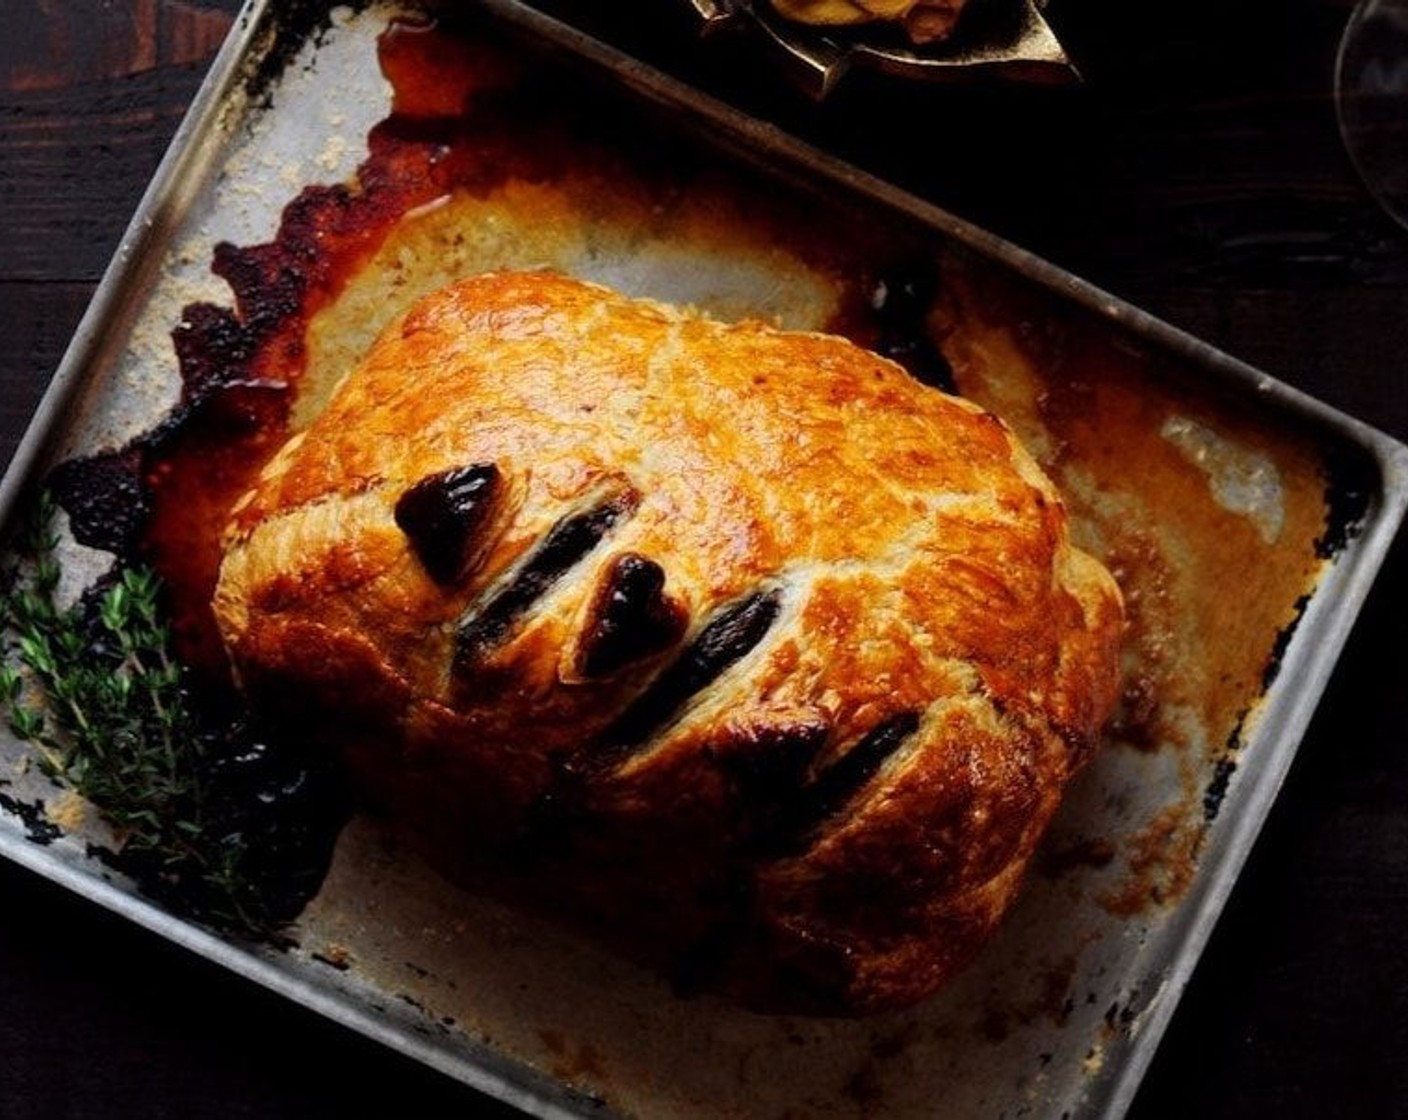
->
xmin=0 ymin=491 xmax=293 ymax=937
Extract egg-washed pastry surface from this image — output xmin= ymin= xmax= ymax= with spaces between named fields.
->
xmin=768 ymin=0 xmax=969 ymax=44
xmin=213 ymin=270 xmax=1123 ymax=1015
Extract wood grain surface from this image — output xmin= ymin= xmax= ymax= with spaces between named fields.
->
xmin=1 ymin=0 xmax=1405 ymax=1117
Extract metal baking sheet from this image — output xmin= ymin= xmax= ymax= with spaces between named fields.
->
xmin=2 ymin=3 xmax=1405 ymax=1119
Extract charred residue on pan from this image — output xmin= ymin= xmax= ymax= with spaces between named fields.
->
xmin=0 ymin=792 xmax=63 ymax=846
xmin=1200 ymin=705 xmax=1253 ymax=825
xmin=1199 ymin=430 xmax=1379 ymax=824
xmin=238 ymin=0 xmax=375 ymax=109
xmin=1315 ymin=430 xmax=1378 ymax=560
xmin=78 ymin=727 xmax=351 ymax=930
xmin=1202 ymin=754 xmax=1239 ymax=823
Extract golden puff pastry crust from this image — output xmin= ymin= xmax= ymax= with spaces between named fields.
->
xmin=214 ymin=270 xmax=1124 ymax=1014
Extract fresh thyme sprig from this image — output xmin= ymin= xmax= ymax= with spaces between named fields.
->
xmin=0 ymin=490 xmax=337 ymax=937
xmin=2 ymin=556 xmax=203 ymax=845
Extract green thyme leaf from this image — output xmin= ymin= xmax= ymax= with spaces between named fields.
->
xmin=0 ymin=491 xmax=292 ymax=938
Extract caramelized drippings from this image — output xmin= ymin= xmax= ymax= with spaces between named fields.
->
xmin=378 ymin=15 xmax=477 ymax=119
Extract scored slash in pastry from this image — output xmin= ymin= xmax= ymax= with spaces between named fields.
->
xmin=213 ymin=270 xmax=1124 ymax=1015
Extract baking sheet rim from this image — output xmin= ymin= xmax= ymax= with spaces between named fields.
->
xmin=0 ymin=823 xmax=592 ymax=1118
xmin=0 ymin=1 xmax=1405 ymax=1118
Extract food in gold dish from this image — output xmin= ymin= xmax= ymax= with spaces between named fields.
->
xmin=212 ymin=269 xmax=1124 ymax=1015
xmin=768 ymin=0 xmax=969 ymax=45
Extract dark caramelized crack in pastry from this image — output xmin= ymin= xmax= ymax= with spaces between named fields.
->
xmin=573 ymin=552 xmax=689 ymax=681
xmin=213 ymin=270 xmax=1124 ymax=1015
xmin=393 ymin=462 xmax=502 ymax=585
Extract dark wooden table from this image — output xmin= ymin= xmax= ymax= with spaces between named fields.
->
xmin=2 ymin=1 xmax=1405 ymax=1116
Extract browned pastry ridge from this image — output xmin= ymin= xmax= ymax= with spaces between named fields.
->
xmin=213 ymin=270 xmax=1124 ymax=1015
